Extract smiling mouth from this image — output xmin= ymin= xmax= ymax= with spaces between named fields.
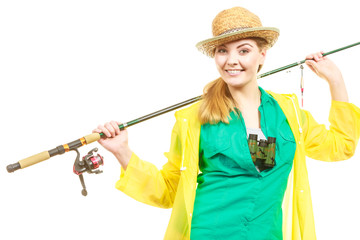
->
xmin=225 ymin=69 xmax=244 ymax=75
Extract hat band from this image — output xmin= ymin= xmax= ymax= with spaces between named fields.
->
xmin=218 ymin=27 xmax=250 ymax=36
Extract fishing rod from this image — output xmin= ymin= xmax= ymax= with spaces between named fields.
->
xmin=6 ymin=41 xmax=360 ymax=193
xmin=256 ymin=41 xmax=360 ymax=79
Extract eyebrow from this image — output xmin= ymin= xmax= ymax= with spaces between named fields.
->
xmin=236 ymin=43 xmax=253 ymax=48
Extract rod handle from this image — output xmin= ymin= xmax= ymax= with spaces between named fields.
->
xmin=7 ymin=151 xmax=51 ymax=173
xmin=83 ymin=133 xmax=101 ymax=144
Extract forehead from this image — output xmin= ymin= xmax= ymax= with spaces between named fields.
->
xmin=217 ymin=38 xmax=258 ymax=48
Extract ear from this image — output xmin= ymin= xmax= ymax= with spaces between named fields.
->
xmin=257 ymin=49 xmax=267 ymax=73
xmin=259 ymin=49 xmax=267 ymax=65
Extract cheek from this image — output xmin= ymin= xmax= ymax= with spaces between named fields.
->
xmin=244 ymin=56 xmax=261 ymax=71
xmin=214 ymin=55 xmax=226 ymax=69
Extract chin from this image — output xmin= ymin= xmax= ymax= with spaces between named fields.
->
xmin=223 ymin=78 xmax=248 ymax=88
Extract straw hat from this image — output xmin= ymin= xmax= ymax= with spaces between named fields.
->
xmin=196 ymin=7 xmax=279 ymax=57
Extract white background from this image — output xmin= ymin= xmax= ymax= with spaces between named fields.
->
xmin=1 ymin=0 xmax=360 ymax=239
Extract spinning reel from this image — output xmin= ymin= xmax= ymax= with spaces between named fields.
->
xmin=73 ymin=148 xmax=104 ymax=196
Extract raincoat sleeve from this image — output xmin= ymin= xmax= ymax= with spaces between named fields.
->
xmin=115 ymin=120 xmax=183 ymax=209
xmin=301 ymin=100 xmax=360 ymax=161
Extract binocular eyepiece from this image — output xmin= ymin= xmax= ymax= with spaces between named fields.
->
xmin=248 ymin=134 xmax=276 ymax=171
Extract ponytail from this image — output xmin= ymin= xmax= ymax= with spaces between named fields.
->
xmin=198 ymin=78 xmax=236 ymax=124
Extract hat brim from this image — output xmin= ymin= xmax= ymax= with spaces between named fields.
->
xmin=196 ymin=27 xmax=280 ymax=57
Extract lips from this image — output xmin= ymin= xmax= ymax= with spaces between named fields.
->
xmin=225 ymin=69 xmax=244 ymax=75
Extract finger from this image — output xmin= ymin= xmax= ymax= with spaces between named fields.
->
xmin=97 ymin=124 xmax=111 ymax=138
xmin=316 ymin=52 xmax=324 ymax=61
xmin=104 ymin=122 xmax=116 ymax=138
xmin=306 ymin=52 xmax=323 ymax=61
xmin=305 ymin=54 xmax=315 ymax=60
xmin=305 ymin=59 xmax=315 ymax=67
xmin=311 ymin=53 xmax=320 ymax=61
xmin=97 ymin=138 xmax=105 ymax=144
xmin=92 ymin=128 xmax=102 ymax=134
xmin=305 ymin=60 xmax=317 ymax=73
xmin=110 ymin=121 xmax=121 ymax=135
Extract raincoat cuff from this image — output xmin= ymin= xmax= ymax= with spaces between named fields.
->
xmin=331 ymin=100 xmax=360 ymax=108
xmin=330 ymin=100 xmax=360 ymax=117
xmin=115 ymin=152 xmax=139 ymax=191
xmin=329 ymin=100 xmax=360 ymax=142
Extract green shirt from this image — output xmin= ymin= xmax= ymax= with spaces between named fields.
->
xmin=190 ymin=87 xmax=296 ymax=240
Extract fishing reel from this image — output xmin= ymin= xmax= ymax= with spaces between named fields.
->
xmin=73 ymin=147 xmax=104 ymax=196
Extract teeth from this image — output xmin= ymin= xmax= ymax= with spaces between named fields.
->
xmin=227 ymin=70 xmax=241 ymax=74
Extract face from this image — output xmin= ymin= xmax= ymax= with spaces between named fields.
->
xmin=214 ymin=38 xmax=266 ymax=90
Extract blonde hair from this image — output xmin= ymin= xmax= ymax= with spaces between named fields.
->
xmin=199 ymin=78 xmax=236 ymax=124
xmin=198 ymin=37 xmax=268 ymax=125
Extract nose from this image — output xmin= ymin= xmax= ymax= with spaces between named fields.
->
xmin=227 ymin=51 xmax=239 ymax=66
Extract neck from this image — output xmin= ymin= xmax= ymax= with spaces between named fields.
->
xmin=228 ymin=82 xmax=261 ymax=111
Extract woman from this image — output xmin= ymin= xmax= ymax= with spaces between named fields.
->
xmin=93 ymin=7 xmax=360 ymax=240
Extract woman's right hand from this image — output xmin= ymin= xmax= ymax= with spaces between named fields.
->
xmin=93 ymin=121 xmax=132 ymax=169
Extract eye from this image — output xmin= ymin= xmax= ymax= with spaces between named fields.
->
xmin=216 ymin=48 xmax=227 ymax=54
xmin=239 ymin=49 xmax=250 ymax=55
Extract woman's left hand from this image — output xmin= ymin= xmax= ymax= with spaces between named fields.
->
xmin=305 ymin=51 xmax=343 ymax=85
xmin=305 ymin=51 xmax=349 ymax=102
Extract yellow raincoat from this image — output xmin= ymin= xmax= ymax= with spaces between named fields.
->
xmin=116 ymin=91 xmax=360 ymax=240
